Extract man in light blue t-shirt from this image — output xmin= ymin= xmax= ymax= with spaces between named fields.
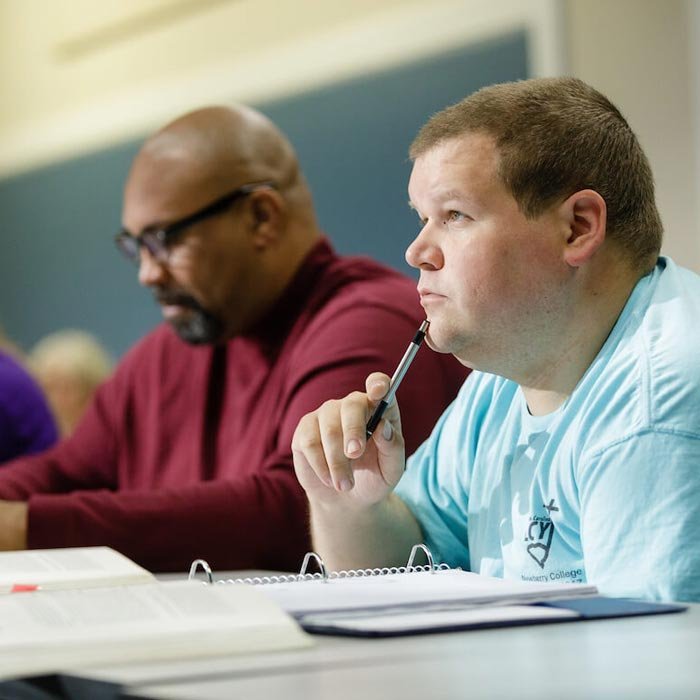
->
xmin=291 ymin=77 xmax=700 ymax=602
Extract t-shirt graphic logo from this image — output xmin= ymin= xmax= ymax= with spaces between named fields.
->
xmin=525 ymin=499 xmax=559 ymax=569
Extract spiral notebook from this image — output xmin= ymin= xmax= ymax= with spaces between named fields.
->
xmin=185 ymin=544 xmax=683 ymax=637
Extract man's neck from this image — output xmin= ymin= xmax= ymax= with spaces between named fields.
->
xmin=520 ymin=260 xmax=646 ymax=417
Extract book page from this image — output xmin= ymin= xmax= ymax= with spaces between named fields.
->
xmin=0 ymin=581 xmax=311 ymax=679
xmin=256 ymin=569 xmax=597 ymax=616
xmin=0 ymin=547 xmax=154 ymax=591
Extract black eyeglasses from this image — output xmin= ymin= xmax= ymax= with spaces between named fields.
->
xmin=115 ymin=181 xmax=275 ymax=265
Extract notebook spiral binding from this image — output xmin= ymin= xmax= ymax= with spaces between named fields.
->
xmin=188 ymin=543 xmax=451 ymax=586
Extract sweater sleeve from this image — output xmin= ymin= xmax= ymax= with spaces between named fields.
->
xmin=26 ymin=467 xmax=308 ymax=573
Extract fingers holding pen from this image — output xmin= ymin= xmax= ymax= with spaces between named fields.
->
xmin=292 ymin=374 xmax=407 ymax=498
xmin=292 ymin=411 xmax=335 ymax=490
xmin=340 ymin=390 xmax=374 ymax=459
xmin=365 ymin=372 xmax=391 ymax=401
xmin=292 ymin=392 xmax=369 ymax=494
xmin=318 ymin=395 xmax=363 ymax=492
xmin=294 ymin=323 xmax=424 ymax=501
xmin=364 ymin=372 xmax=403 ymax=438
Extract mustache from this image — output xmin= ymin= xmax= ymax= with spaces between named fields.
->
xmin=153 ymin=289 xmax=203 ymax=310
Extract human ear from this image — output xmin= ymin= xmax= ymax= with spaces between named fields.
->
xmin=249 ymin=189 xmax=286 ymax=249
xmin=560 ymin=189 xmax=607 ymax=268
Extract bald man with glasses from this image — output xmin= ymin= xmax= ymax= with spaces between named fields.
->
xmin=0 ymin=105 xmax=467 ymax=572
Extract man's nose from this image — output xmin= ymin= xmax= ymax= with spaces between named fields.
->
xmin=405 ymin=223 xmax=444 ymax=271
xmin=137 ymin=248 xmax=168 ymax=287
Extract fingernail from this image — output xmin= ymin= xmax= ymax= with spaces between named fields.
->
xmin=369 ymin=381 xmax=385 ymax=395
xmin=346 ymin=439 xmax=361 ymax=456
xmin=339 ymin=477 xmax=354 ymax=492
xmin=382 ymin=420 xmax=393 ymax=441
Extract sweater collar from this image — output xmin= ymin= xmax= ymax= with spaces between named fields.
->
xmin=236 ymin=237 xmax=336 ymax=356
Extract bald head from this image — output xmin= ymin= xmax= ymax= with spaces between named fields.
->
xmin=126 ymin=105 xmax=313 ymax=219
xmin=121 ymin=105 xmax=321 ymax=343
xmin=145 ymin=106 xmax=295 ymax=183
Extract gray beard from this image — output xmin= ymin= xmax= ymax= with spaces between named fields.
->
xmin=169 ymin=307 xmax=225 ymax=345
xmin=154 ymin=289 xmax=225 ymax=345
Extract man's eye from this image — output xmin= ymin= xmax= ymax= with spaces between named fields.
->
xmin=445 ymin=211 xmax=467 ymax=224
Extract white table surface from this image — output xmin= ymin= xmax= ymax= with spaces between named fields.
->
xmin=74 ymin=596 xmax=700 ymax=700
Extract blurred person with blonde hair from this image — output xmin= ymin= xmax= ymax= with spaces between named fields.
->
xmin=29 ymin=330 xmax=113 ymax=438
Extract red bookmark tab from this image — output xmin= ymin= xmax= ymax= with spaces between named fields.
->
xmin=11 ymin=584 xmax=39 ymax=593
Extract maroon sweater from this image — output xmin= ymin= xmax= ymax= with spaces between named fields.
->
xmin=0 ymin=240 xmax=468 ymax=571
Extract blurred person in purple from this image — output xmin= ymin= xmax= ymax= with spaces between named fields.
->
xmin=0 ymin=346 xmax=58 ymax=464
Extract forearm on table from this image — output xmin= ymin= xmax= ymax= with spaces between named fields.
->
xmin=27 ymin=470 xmax=310 ymax=572
xmin=309 ymin=493 xmax=423 ymax=572
xmin=0 ymin=453 xmax=94 ymax=499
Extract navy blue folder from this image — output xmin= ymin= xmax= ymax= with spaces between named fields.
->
xmin=300 ymin=597 xmax=687 ymax=638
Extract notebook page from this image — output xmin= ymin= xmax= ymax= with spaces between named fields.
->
xmin=257 ymin=569 xmax=597 ymax=616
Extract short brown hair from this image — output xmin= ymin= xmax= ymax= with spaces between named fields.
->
xmin=410 ymin=77 xmax=662 ymax=270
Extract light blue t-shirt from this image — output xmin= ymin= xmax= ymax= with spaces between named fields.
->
xmin=396 ymin=257 xmax=700 ymax=602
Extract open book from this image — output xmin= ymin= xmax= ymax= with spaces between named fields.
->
xmin=0 ymin=546 xmax=155 ymax=592
xmin=0 ymin=547 xmax=311 ymax=680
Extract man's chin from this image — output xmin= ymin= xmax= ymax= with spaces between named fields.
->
xmin=424 ymin=335 xmax=443 ymax=353
xmin=424 ymin=329 xmax=453 ymax=355
xmin=166 ymin=312 xmax=224 ymax=345
xmin=425 ymin=325 xmax=472 ymax=364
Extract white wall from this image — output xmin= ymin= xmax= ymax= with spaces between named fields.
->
xmin=0 ymin=0 xmax=562 ymax=177
xmin=567 ymin=0 xmax=699 ymax=271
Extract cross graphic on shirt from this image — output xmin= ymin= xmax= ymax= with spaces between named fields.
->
xmin=543 ymin=499 xmax=559 ymax=514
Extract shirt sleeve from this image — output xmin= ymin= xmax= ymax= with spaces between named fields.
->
xmin=579 ymin=429 xmax=700 ymax=602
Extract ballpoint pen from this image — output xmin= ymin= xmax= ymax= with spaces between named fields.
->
xmin=366 ymin=320 xmax=430 ymax=438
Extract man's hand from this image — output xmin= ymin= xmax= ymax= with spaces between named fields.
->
xmin=292 ymin=372 xmax=406 ymax=510
xmin=0 ymin=500 xmax=28 ymax=550
xmin=292 ymin=372 xmax=421 ymax=570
